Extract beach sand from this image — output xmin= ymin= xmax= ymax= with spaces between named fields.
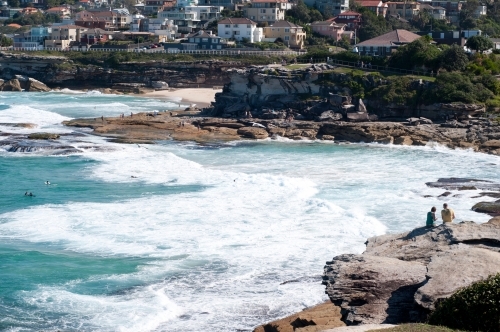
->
xmin=143 ymin=88 xmax=222 ymax=109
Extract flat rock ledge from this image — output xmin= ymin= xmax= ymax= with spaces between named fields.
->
xmin=323 ymin=217 xmax=500 ymax=325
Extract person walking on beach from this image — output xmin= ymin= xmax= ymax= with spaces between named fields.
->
xmin=441 ymin=203 xmax=455 ymax=224
xmin=426 ymin=206 xmax=437 ymax=227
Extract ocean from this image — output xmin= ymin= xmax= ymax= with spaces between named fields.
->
xmin=0 ymin=91 xmax=498 ymax=332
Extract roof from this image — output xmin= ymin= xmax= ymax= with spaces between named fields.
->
xmin=187 ymin=30 xmax=220 ymax=38
xmin=7 ymin=23 xmax=22 ymax=28
xmin=356 ymin=29 xmax=421 ymax=46
xmin=46 ymin=7 xmax=70 ymax=12
xmin=84 ymin=28 xmax=112 ymax=34
xmin=52 ymin=24 xmax=87 ymax=29
xmin=311 ymin=21 xmax=345 ymax=28
xmin=357 ymin=0 xmax=384 ymax=7
xmin=251 ymin=0 xmax=288 ymax=2
xmin=218 ymin=17 xmax=256 ymax=25
xmin=269 ymin=21 xmax=301 ymax=28
xmin=335 ymin=11 xmax=361 ymax=16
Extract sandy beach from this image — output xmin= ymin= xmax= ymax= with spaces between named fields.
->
xmin=143 ymin=88 xmax=222 ymax=108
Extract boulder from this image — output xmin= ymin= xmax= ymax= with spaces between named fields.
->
xmin=26 ymin=78 xmax=51 ymax=92
xmin=356 ymin=99 xmax=367 ymax=113
xmin=27 ymin=133 xmax=60 ymax=140
xmin=472 ymin=201 xmax=500 ymax=215
xmin=317 ymin=111 xmax=343 ymax=122
xmin=323 ymin=254 xmax=427 ymax=325
xmin=237 ymin=127 xmax=269 ymax=139
xmin=374 ymin=136 xmax=393 ymax=144
xmin=394 ymin=136 xmax=413 ymax=146
xmin=346 ymin=113 xmax=369 ymax=122
xmin=1 ymin=78 xmax=22 ymax=91
xmin=321 ymin=135 xmax=335 ymax=141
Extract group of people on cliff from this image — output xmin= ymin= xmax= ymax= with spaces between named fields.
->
xmin=426 ymin=203 xmax=455 ymax=227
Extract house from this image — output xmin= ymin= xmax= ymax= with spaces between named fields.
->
xmin=144 ymin=0 xmax=176 ymax=14
xmin=197 ymin=0 xmax=235 ymax=10
xmin=315 ymin=0 xmax=349 ymax=17
xmin=419 ymin=4 xmax=446 ymax=20
xmin=263 ymin=21 xmax=305 ymax=48
xmin=357 ymin=0 xmax=387 ymax=16
xmin=218 ymin=17 xmax=262 ymax=42
xmin=131 ymin=17 xmax=177 ymax=41
xmin=418 ymin=30 xmax=464 ymax=46
xmin=46 ymin=6 xmax=72 ymax=19
xmin=177 ymin=0 xmax=197 ymax=6
xmin=354 ymin=29 xmax=421 ymax=56
xmin=243 ymin=0 xmax=292 ymax=24
xmin=491 ymin=38 xmax=500 ymax=50
xmin=80 ymin=28 xmax=113 ymax=44
xmin=159 ymin=6 xmax=222 ymax=34
xmin=185 ymin=30 xmax=228 ymax=49
xmin=311 ymin=21 xmax=346 ymax=41
xmin=75 ymin=16 xmax=108 ymax=30
xmin=13 ymin=26 xmax=50 ymax=48
xmin=44 ymin=24 xmax=87 ymax=49
xmin=1 ymin=8 xmax=21 ymax=18
xmin=429 ymin=1 xmax=461 ymax=23
xmin=386 ymin=1 xmax=420 ymax=19
xmin=19 ymin=0 xmax=44 ymax=8
xmin=75 ymin=10 xmax=131 ymax=30
xmin=332 ymin=11 xmax=361 ymax=30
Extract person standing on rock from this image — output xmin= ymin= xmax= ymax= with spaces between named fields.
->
xmin=426 ymin=206 xmax=437 ymax=227
xmin=441 ymin=203 xmax=455 ymax=224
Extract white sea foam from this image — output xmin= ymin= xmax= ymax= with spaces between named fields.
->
xmin=0 ymin=105 xmax=72 ymax=134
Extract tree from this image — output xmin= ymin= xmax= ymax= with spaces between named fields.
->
xmin=389 ymin=36 xmax=441 ymax=70
xmin=0 ymin=35 xmax=13 ymax=47
xmin=337 ymin=35 xmax=351 ymax=50
xmin=286 ymin=0 xmax=311 ymax=24
xmin=439 ymin=44 xmax=469 ymax=71
xmin=466 ymin=35 xmax=494 ymax=53
xmin=459 ymin=0 xmax=479 ymax=29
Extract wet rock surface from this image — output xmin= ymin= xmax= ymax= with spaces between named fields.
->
xmin=323 ymin=218 xmax=500 ymax=325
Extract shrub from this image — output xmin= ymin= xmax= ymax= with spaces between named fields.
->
xmin=428 ymin=273 xmax=500 ymax=331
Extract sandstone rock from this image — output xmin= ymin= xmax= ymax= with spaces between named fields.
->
xmin=237 ymin=126 xmax=268 ymax=139
xmin=321 ymin=135 xmax=335 ymax=141
xmin=253 ymin=302 xmax=344 ymax=332
xmin=356 ymin=99 xmax=367 ymax=113
xmin=323 ymin=254 xmax=427 ymax=325
xmin=1 ymin=78 xmax=22 ymax=91
xmin=346 ymin=113 xmax=369 ymax=122
xmin=317 ymin=111 xmax=343 ymax=122
xmin=472 ymin=201 xmax=500 ymax=215
xmin=394 ymin=136 xmax=413 ymax=145
xmin=27 ymin=133 xmax=60 ymax=140
xmin=374 ymin=136 xmax=393 ymax=144
xmin=414 ymin=247 xmax=500 ymax=310
xmin=26 ymin=78 xmax=50 ymax=92
xmin=481 ymin=140 xmax=500 ymax=148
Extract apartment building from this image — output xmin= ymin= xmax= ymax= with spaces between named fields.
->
xmin=263 ymin=20 xmax=305 ymax=48
xmin=218 ymin=17 xmax=262 ymax=42
xmin=243 ymin=0 xmax=291 ymax=24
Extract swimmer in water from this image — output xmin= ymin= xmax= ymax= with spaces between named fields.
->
xmin=45 ymin=181 xmax=50 ymax=185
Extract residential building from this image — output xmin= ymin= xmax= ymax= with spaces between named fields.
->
xmin=311 ymin=20 xmax=346 ymax=41
xmin=144 ymin=0 xmax=176 ymax=14
xmin=131 ymin=16 xmax=178 ymax=40
xmin=159 ymin=6 xmax=222 ymax=33
xmin=386 ymin=1 xmax=420 ymax=19
xmin=357 ymin=0 xmax=387 ymax=16
xmin=218 ymin=17 xmax=262 ymax=42
xmin=429 ymin=1 xmax=461 ymax=23
xmin=1 ymin=8 xmax=21 ymax=18
xmin=197 ymin=0 xmax=235 ymax=10
xmin=243 ymin=0 xmax=291 ymax=24
xmin=44 ymin=24 xmax=87 ymax=49
xmin=263 ymin=20 xmax=305 ymax=48
xmin=19 ymin=0 xmax=44 ymax=8
xmin=418 ymin=30 xmax=464 ymax=46
xmin=13 ymin=26 xmax=51 ymax=49
xmin=186 ymin=29 xmax=228 ymax=48
xmin=75 ymin=10 xmax=131 ymax=29
xmin=354 ymin=29 xmax=421 ymax=56
xmin=177 ymin=0 xmax=197 ymax=6
xmin=315 ymin=0 xmax=349 ymax=17
xmin=80 ymin=28 xmax=113 ymax=44
xmin=45 ymin=6 xmax=72 ymax=19
xmin=332 ymin=11 xmax=361 ymax=30
xmin=75 ymin=16 xmax=108 ymax=29
xmin=419 ymin=4 xmax=446 ymax=20
xmin=19 ymin=7 xmax=40 ymax=15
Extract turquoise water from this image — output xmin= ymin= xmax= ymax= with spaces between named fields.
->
xmin=0 ymin=91 xmax=499 ymax=331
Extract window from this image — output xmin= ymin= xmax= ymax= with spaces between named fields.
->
xmin=233 ymin=24 xmax=238 ymax=27
xmin=195 ymin=38 xmax=200 ymax=42
xmin=284 ymin=28 xmax=289 ymax=32
xmin=247 ymin=24 xmax=251 ymax=28
xmin=202 ymin=38 xmax=208 ymax=42
xmin=260 ymin=9 xmax=266 ymax=13
xmin=225 ymin=24 xmax=230 ymax=27
xmin=225 ymin=31 xmax=229 ymax=34
xmin=284 ymin=35 xmax=289 ymax=40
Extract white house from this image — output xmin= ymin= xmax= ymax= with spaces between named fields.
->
xmin=217 ymin=17 xmax=262 ymax=42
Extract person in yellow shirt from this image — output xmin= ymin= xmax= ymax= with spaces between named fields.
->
xmin=441 ymin=203 xmax=455 ymax=223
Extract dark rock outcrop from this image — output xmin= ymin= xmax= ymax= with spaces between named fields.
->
xmin=323 ymin=219 xmax=500 ymax=325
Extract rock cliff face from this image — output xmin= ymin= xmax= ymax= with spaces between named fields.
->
xmin=323 ymin=218 xmax=500 ymax=325
xmin=0 ymin=52 xmax=243 ymax=88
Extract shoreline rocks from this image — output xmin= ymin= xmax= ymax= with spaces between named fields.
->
xmin=323 ymin=218 xmax=500 ymax=325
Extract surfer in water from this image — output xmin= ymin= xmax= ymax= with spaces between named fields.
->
xmin=45 ymin=181 xmax=50 ymax=185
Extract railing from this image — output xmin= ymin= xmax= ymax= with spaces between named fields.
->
xmin=0 ymin=46 xmax=304 ymax=56
xmin=294 ymin=57 xmax=436 ymax=77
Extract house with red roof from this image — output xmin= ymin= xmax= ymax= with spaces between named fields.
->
xmin=357 ymin=0 xmax=387 ymax=16
xmin=332 ymin=11 xmax=362 ymax=31
xmin=46 ymin=6 xmax=71 ymax=19
xmin=354 ymin=29 xmax=421 ymax=56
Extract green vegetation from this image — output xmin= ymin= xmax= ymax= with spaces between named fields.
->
xmin=428 ymin=273 xmax=500 ymax=331
xmin=5 ymin=12 xmax=61 ymax=26
xmin=369 ymin=323 xmax=465 ymax=332
xmin=0 ymin=34 xmax=13 ymax=47
xmin=466 ymin=35 xmax=494 ymax=54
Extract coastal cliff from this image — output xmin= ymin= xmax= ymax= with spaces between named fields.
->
xmin=0 ymin=52 xmax=244 ymax=89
